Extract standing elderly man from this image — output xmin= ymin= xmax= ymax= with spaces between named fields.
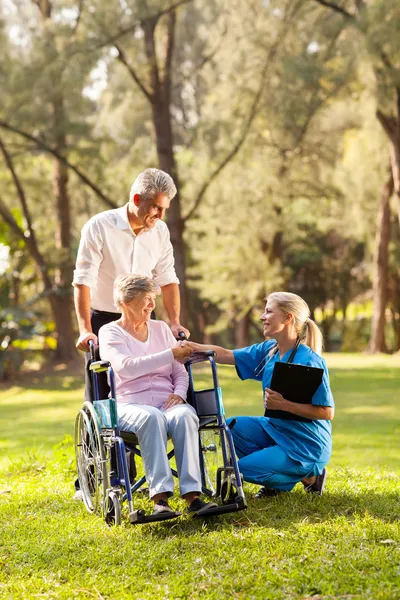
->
xmin=72 ymin=168 xmax=189 ymax=398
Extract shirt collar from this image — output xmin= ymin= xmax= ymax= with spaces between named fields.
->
xmin=114 ymin=204 xmax=154 ymax=235
xmin=115 ymin=203 xmax=165 ymax=237
xmin=115 ymin=204 xmax=131 ymax=230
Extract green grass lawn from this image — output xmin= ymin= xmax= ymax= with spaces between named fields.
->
xmin=0 ymin=353 xmax=400 ymax=599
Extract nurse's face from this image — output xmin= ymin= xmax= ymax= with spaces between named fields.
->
xmin=260 ymin=300 xmax=289 ymax=338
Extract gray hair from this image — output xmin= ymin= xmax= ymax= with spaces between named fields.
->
xmin=129 ymin=168 xmax=177 ymax=203
xmin=113 ymin=274 xmax=160 ymax=310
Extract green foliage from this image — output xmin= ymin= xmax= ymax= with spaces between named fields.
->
xmin=0 ymin=0 xmax=399 ymax=352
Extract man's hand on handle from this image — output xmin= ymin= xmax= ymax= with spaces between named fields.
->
xmin=170 ymin=323 xmax=190 ymax=339
xmin=76 ymin=331 xmax=98 ymax=352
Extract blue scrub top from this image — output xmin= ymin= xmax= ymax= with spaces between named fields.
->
xmin=233 ymin=340 xmax=334 ymax=468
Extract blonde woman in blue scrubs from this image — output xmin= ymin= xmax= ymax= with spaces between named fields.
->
xmin=184 ymin=292 xmax=334 ymax=498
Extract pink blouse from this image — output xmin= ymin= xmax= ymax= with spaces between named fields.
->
xmin=98 ymin=320 xmax=188 ymax=408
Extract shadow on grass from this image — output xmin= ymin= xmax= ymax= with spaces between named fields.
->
xmin=141 ymin=488 xmax=400 ymax=539
xmin=0 ymin=373 xmax=83 ymax=393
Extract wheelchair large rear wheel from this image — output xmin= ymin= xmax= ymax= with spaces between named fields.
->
xmin=75 ymin=401 xmax=108 ymax=515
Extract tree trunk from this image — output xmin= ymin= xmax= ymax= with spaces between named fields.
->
xmin=143 ymin=16 xmax=189 ymax=324
xmin=369 ymin=171 xmax=393 ymax=353
xmin=389 ymin=139 xmax=400 ymax=227
xmin=49 ymin=294 xmax=76 ymax=361
xmin=52 ymin=96 xmax=76 ymax=361
xmin=35 ymin=0 xmax=76 ymax=361
xmin=389 ymin=266 xmax=400 ymax=353
xmin=235 ymin=312 xmax=251 ymax=348
xmin=150 ymin=99 xmax=188 ymax=323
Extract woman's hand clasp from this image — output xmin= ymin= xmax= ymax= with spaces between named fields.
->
xmin=172 ymin=344 xmax=193 ymax=363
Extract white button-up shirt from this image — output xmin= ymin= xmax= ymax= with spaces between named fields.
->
xmin=72 ymin=204 xmax=179 ymax=312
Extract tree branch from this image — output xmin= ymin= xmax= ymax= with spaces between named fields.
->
xmin=312 ymin=0 xmax=355 ymax=20
xmin=143 ymin=20 xmax=161 ymax=98
xmin=71 ymin=0 xmax=84 ymax=37
xmin=162 ymin=10 xmax=176 ymax=102
xmin=173 ymin=23 xmax=228 ymax=90
xmin=0 ymin=121 xmax=118 ymax=209
xmin=182 ymin=31 xmax=286 ymax=222
xmin=114 ymin=44 xmax=153 ymax=102
xmin=0 ymin=136 xmax=53 ymax=289
xmin=153 ymin=0 xmax=193 ymax=23
xmin=72 ymin=0 xmax=194 ymax=56
xmin=376 ymin=110 xmax=397 ymax=142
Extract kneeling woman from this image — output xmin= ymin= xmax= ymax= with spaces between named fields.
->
xmin=99 ymin=274 xmax=216 ymax=516
xmin=185 ymin=292 xmax=334 ymax=497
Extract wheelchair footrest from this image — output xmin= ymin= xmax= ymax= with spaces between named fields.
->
xmin=129 ymin=510 xmax=182 ymax=524
xmin=193 ymin=498 xmax=247 ymax=517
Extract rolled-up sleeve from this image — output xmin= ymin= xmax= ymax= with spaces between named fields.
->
xmin=152 ymin=227 xmax=179 ymax=287
xmin=72 ymin=219 xmax=103 ymax=289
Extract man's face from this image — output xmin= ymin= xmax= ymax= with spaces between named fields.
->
xmin=135 ymin=192 xmax=171 ymax=229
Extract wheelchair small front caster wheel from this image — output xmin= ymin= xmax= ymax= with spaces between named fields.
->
xmin=104 ymin=490 xmax=121 ymax=526
xmin=220 ymin=473 xmax=243 ymax=505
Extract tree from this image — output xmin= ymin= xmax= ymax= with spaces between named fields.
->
xmin=311 ymin=0 xmax=400 ymax=351
xmin=0 ymin=0 xmax=105 ymax=359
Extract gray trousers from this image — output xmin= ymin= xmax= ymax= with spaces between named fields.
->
xmin=118 ymin=403 xmax=201 ymax=499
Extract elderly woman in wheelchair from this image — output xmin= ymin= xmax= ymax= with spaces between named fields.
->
xmin=96 ymin=274 xmax=220 ymax=518
xmin=75 ymin=274 xmax=246 ymax=525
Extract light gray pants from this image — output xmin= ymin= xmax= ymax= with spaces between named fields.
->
xmin=118 ymin=403 xmax=201 ymax=499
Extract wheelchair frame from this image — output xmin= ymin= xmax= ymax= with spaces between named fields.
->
xmin=74 ymin=340 xmax=247 ymax=525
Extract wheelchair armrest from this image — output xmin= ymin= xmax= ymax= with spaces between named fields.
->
xmin=186 ymin=351 xmax=216 ymax=366
xmin=89 ymin=360 xmax=111 ymax=373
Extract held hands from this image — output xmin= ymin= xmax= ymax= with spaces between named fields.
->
xmin=172 ymin=344 xmax=193 ymax=363
xmin=181 ymin=340 xmax=204 ymax=353
xmin=162 ymin=393 xmax=185 ymax=411
xmin=76 ymin=331 xmax=98 ymax=352
xmin=264 ymin=388 xmax=287 ymax=411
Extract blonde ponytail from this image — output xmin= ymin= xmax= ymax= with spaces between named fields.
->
xmin=267 ymin=292 xmax=324 ymax=355
xmin=304 ymin=319 xmax=324 ymax=355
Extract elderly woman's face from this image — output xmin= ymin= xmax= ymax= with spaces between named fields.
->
xmin=123 ymin=292 xmax=156 ymax=321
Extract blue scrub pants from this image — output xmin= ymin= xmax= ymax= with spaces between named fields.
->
xmin=228 ymin=416 xmax=312 ymax=491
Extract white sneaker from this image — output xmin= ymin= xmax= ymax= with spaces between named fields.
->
xmin=73 ymin=489 xmax=83 ymax=502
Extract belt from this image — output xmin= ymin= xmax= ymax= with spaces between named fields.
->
xmin=91 ymin=308 xmax=121 ymax=317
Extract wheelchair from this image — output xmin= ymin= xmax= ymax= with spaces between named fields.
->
xmin=74 ymin=340 xmax=247 ymax=525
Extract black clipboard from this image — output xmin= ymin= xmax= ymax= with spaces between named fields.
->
xmin=264 ymin=362 xmax=324 ymax=422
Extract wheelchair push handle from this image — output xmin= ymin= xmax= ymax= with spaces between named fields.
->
xmin=88 ymin=338 xmax=96 ymax=361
